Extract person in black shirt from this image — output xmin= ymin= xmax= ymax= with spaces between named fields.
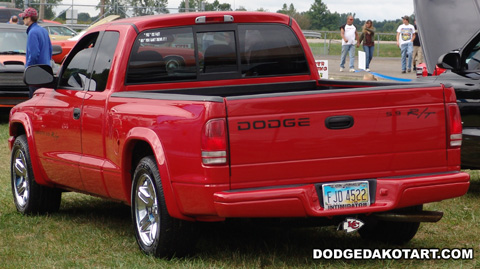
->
xmin=412 ymin=19 xmax=423 ymax=71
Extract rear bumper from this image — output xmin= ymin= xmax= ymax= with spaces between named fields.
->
xmin=212 ymin=171 xmax=470 ymax=218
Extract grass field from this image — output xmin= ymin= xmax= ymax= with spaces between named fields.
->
xmin=0 ymin=115 xmax=479 ymax=268
xmin=308 ymin=41 xmax=402 ymax=58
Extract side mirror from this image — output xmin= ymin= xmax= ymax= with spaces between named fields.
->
xmin=23 ymin=65 xmax=56 ymax=87
xmin=52 ymin=45 xmax=62 ymax=56
xmin=437 ymin=52 xmax=461 ymax=71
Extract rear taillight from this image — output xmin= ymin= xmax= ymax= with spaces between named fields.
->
xmin=201 ymin=119 xmax=227 ymax=165
xmin=446 ymin=103 xmax=462 ymax=148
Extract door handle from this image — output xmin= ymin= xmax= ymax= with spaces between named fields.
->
xmin=325 ymin=115 xmax=354 ymax=129
xmin=73 ymin=108 xmax=81 ymax=120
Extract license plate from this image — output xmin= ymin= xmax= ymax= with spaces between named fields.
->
xmin=322 ymin=181 xmax=370 ymax=210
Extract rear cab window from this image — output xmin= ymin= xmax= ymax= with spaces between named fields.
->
xmin=126 ymin=24 xmax=309 ymax=84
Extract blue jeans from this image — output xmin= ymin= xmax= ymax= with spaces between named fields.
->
xmin=340 ymin=44 xmax=355 ymax=69
xmin=363 ymin=45 xmax=374 ymax=69
xmin=400 ymin=42 xmax=413 ymax=71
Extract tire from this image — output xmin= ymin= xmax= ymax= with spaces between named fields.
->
xmin=164 ymin=57 xmax=185 ymax=73
xmin=358 ymin=205 xmax=422 ymax=244
xmin=131 ymin=156 xmax=196 ymax=258
xmin=11 ymin=134 xmax=62 ymax=214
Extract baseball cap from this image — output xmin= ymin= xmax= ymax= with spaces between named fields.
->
xmin=19 ymin=7 xmax=38 ymax=18
xmin=401 ymin=15 xmax=410 ymax=21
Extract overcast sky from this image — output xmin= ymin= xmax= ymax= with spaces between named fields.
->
xmin=58 ymin=0 xmax=414 ymax=22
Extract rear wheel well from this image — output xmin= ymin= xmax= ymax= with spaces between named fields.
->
xmin=125 ymin=140 xmax=155 ymax=204
xmin=126 ymin=139 xmax=187 ymax=221
xmin=131 ymin=140 xmax=154 ymax=174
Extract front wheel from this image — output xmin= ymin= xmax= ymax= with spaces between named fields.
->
xmin=11 ymin=134 xmax=61 ymax=214
xmin=358 ymin=205 xmax=422 ymax=244
xmin=131 ymin=156 xmax=196 ymax=258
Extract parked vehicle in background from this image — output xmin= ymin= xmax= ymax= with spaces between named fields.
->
xmin=0 ymin=24 xmax=28 ymax=107
xmin=39 ymin=22 xmax=77 ymax=41
xmin=0 ymin=7 xmax=22 ymax=24
xmin=40 ymin=19 xmax=61 ymax=24
xmin=10 ymin=11 xmax=470 ymax=258
xmin=51 ymin=15 xmax=120 ymax=63
xmin=414 ymin=0 xmax=480 ymax=168
xmin=50 ymin=38 xmax=76 ymax=64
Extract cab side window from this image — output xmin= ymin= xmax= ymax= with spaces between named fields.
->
xmin=58 ymin=33 xmax=98 ymax=90
xmin=90 ymin=32 xmax=119 ymax=91
xmin=58 ymin=32 xmax=119 ymax=91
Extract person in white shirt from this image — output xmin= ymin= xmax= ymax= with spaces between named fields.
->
xmin=339 ymin=15 xmax=358 ymax=73
xmin=396 ymin=15 xmax=416 ymax=73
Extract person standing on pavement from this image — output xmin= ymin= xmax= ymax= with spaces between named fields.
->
xmin=339 ymin=15 xmax=358 ymax=73
xmin=396 ymin=15 xmax=416 ymax=73
xmin=19 ymin=7 xmax=52 ymax=98
xmin=357 ymin=20 xmax=375 ymax=71
xmin=412 ymin=19 xmax=423 ymax=71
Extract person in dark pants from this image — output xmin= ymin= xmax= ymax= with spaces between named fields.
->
xmin=412 ymin=19 xmax=423 ymax=71
xmin=19 ymin=7 xmax=52 ymax=98
xmin=358 ymin=20 xmax=375 ymax=71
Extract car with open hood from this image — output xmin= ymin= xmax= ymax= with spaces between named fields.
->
xmin=414 ymin=0 xmax=480 ymax=168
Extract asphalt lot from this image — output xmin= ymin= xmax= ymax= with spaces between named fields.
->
xmin=314 ymin=54 xmax=419 ymax=82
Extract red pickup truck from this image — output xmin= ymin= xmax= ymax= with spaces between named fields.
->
xmin=9 ymin=12 xmax=470 ymax=258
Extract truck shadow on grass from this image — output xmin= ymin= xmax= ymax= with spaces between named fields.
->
xmin=51 ymin=193 xmax=432 ymax=265
xmin=193 ymin=219 xmax=418 ymax=262
xmin=467 ymin=181 xmax=480 ymax=195
xmin=466 ymin=170 xmax=480 ymax=195
xmin=56 ymin=193 xmax=132 ymax=231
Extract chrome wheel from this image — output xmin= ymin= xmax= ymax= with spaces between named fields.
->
xmin=12 ymin=147 xmax=29 ymax=209
xmin=11 ymin=135 xmax=62 ymax=214
xmin=134 ymin=173 xmax=159 ymax=247
xmin=131 ymin=156 xmax=196 ymax=257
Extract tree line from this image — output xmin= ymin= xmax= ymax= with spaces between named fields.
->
xmin=8 ymin=0 xmax=410 ymax=33
xmin=276 ymin=1 xmax=411 ymax=33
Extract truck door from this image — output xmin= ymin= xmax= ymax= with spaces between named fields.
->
xmin=31 ymin=33 xmax=103 ymax=190
xmin=76 ymin=31 xmax=120 ymax=197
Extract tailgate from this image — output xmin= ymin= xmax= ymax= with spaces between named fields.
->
xmin=226 ymin=85 xmax=450 ymax=189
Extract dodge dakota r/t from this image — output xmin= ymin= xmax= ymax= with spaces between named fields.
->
xmin=9 ymin=11 xmax=470 ymax=257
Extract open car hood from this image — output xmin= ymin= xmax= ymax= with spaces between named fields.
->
xmin=414 ymin=0 xmax=480 ymax=74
